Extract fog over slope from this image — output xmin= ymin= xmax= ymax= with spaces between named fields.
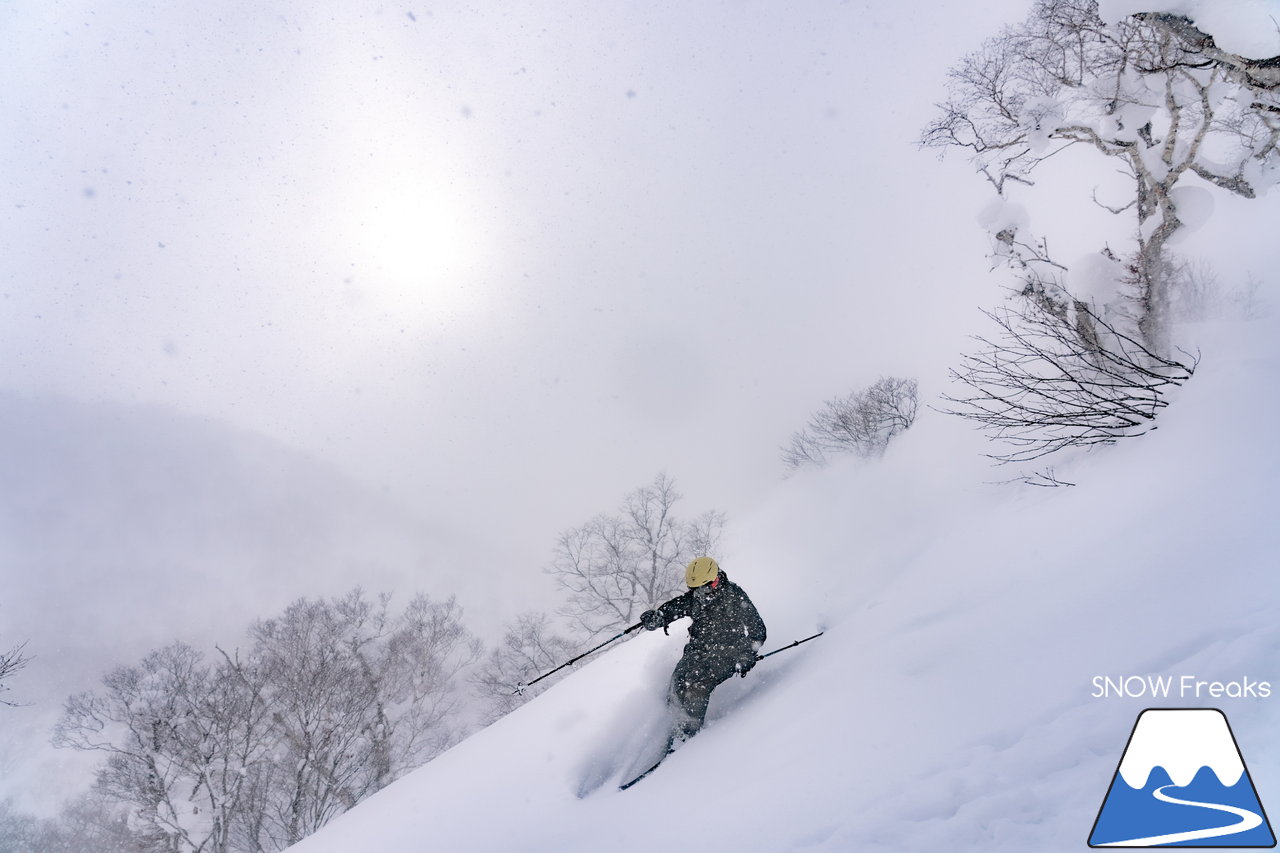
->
xmin=0 ymin=393 xmax=498 ymax=815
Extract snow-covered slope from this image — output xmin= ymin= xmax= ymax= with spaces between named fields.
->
xmin=287 ymin=312 xmax=1280 ymax=852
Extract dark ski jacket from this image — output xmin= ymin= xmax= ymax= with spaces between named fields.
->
xmin=653 ymin=572 xmax=767 ymax=663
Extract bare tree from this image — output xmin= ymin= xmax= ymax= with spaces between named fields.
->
xmin=238 ymin=590 xmax=479 ymax=850
xmin=471 ymin=612 xmax=578 ymax=723
xmin=53 ymin=642 xmax=255 ymax=853
xmin=0 ymin=642 xmax=30 ymax=707
xmin=547 ymin=473 xmax=724 ymax=639
xmin=52 ymin=589 xmax=480 ymax=853
xmin=1167 ymin=257 xmax=1219 ymax=321
xmin=1166 ymin=258 xmax=1266 ymax=321
xmin=0 ymin=793 xmax=146 ymax=853
xmin=783 ymin=377 xmax=919 ymax=470
xmin=922 ymin=0 xmax=1279 ymax=353
xmin=941 ymin=297 xmax=1197 ymax=462
xmin=0 ymin=801 xmax=42 ymax=853
xmin=383 ymin=594 xmax=483 ymax=770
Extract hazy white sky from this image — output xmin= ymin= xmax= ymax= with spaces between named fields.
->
xmin=1 ymin=0 xmax=1026 ymax=579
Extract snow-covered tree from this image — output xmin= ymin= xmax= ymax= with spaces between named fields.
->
xmin=923 ymin=0 xmax=1278 ymax=352
xmin=53 ymin=642 xmax=256 ymax=853
xmin=547 ymin=473 xmax=724 ymax=639
xmin=923 ymin=0 xmax=1276 ymax=461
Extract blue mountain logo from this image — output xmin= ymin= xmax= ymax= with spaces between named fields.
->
xmin=1089 ymin=708 xmax=1275 ymax=847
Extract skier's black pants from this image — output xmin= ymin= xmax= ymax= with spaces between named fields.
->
xmin=667 ymin=647 xmax=739 ymax=741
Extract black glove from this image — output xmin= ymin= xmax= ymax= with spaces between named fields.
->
xmin=736 ymin=650 xmax=759 ymax=677
xmin=640 ymin=610 xmax=663 ymax=631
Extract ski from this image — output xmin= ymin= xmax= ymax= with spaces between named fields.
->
xmin=618 ymin=632 xmax=823 ymax=791
xmin=619 ymin=747 xmax=673 ymax=791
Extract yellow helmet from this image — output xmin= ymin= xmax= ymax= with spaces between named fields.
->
xmin=685 ymin=557 xmax=720 ymax=588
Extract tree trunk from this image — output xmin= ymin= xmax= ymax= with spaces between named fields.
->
xmin=1131 ymin=158 xmax=1183 ymax=356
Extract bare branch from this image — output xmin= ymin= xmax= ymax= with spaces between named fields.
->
xmin=1092 ymin=186 xmax=1137 ymax=214
xmin=939 ymin=298 xmax=1197 ymax=463
xmin=471 ymin=612 xmax=578 ymax=722
xmin=546 ymin=474 xmax=723 ymax=640
xmin=1135 ymin=12 xmax=1280 ymax=89
xmin=783 ymin=378 xmax=919 ymax=471
xmin=0 ymin=641 xmax=31 ymax=707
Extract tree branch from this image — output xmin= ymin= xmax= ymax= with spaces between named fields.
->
xmin=1136 ymin=12 xmax=1280 ymax=89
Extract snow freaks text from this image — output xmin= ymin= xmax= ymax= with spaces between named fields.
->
xmin=1091 ymin=675 xmax=1273 ymax=701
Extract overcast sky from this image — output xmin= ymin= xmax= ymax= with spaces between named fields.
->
xmin=0 ymin=0 xmax=1030 ymax=582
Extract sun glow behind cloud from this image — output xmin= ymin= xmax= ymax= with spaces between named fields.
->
xmin=345 ymin=173 xmax=491 ymax=321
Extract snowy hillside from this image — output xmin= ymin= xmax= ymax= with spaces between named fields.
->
xmin=287 ymin=311 xmax=1280 ymax=852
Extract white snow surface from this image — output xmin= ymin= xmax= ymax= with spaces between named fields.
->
xmin=288 ymin=312 xmax=1280 ymax=852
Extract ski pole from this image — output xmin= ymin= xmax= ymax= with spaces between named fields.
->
xmin=756 ymin=631 xmax=824 ymax=661
xmin=512 ymin=622 xmax=643 ymax=696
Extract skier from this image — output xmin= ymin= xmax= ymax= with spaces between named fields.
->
xmin=639 ymin=557 xmax=767 ymax=745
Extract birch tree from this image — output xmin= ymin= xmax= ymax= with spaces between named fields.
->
xmin=922 ymin=0 xmax=1275 ymax=460
xmin=923 ymin=1 xmax=1277 ymax=353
